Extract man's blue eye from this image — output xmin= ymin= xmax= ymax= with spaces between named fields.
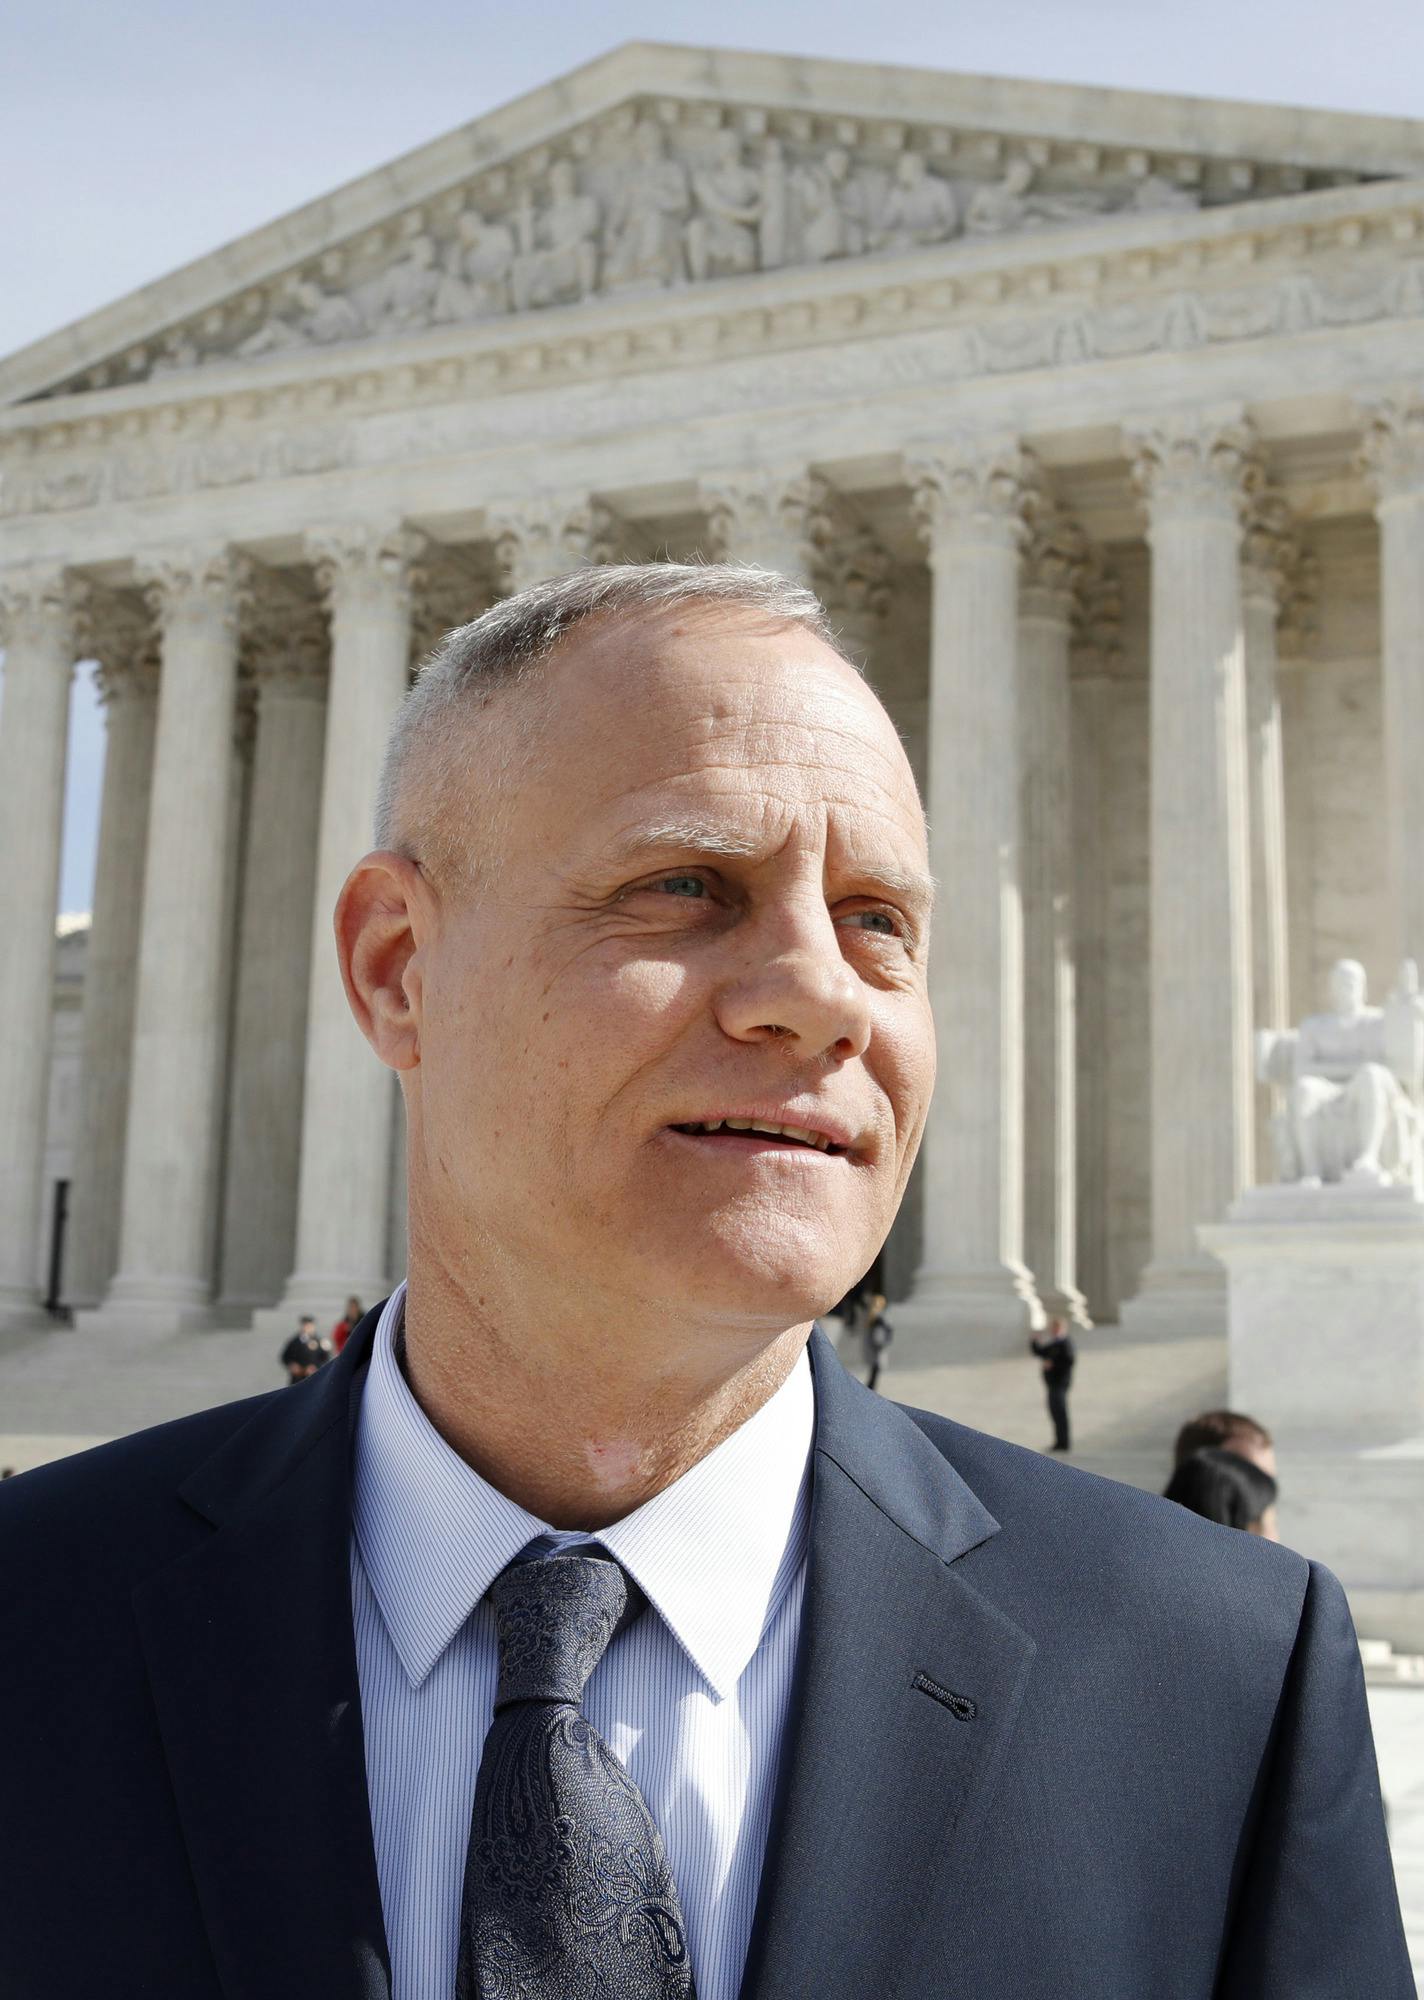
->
xmin=657 ymin=876 xmax=706 ymax=898
xmin=845 ymin=910 xmax=897 ymax=935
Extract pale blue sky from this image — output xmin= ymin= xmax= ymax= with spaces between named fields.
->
xmin=3 ymin=0 xmax=1418 ymax=913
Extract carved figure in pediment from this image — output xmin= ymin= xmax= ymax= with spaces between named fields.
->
xmin=510 ymin=160 xmax=600 ymax=311
xmin=604 ymin=120 xmax=689 ymax=288
xmin=1127 ymin=174 xmax=1201 ymax=214
xmin=686 ymin=129 xmax=763 ymax=282
xmin=366 ymin=234 xmax=441 ymax=333
xmin=296 ymin=278 xmax=365 ymax=346
xmin=966 ymin=158 xmax=1117 ymax=236
xmin=964 ymin=157 xmax=1035 ymax=236
xmin=792 ymin=147 xmax=868 ymax=263
xmin=759 ymin=138 xmax=790 ymax=270
xmin=151 ymin=332 xmax=200 ymax=376
xmin=874 ymin=152 xmax=958 ymax=251
xmin=456 ymin=210 xmax=517 ymax=316
xmin=237 ymin=293 xmax=312 ymax=359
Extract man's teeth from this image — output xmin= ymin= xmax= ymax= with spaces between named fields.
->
xmin=690 ymin=1118 xmax=834 ymax=1151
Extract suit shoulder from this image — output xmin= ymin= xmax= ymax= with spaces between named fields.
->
xmin=0 ymin=1388 xmax=281 ymax=1583
xmin=894 ymin=1396 xmax=1312 ymax=1633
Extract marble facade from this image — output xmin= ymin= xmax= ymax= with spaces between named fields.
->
xmin=3 ymin=43 xmax=1424 ymax=1341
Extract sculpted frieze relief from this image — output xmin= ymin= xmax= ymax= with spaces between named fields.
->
xmin=56 ymin=90 xmax=1383 ymax=396
xmin=7 ymin=239 xmax=1424 ymax=521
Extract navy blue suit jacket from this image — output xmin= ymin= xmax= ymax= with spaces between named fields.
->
xmin=0 ymin=1312 xmax=1411 ymax=1997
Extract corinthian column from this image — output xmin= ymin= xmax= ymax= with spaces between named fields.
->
xmin=1019 ymin=513 xmax=1090 ymax=1327
xmin=1240 ymin=493 xmax=1308 ymax=1173
xmin=702 ymin=470 xmax=821 ymax=585
xmin=82 ymin=550 xmax=247 ymax=1335
xmin=813 ymin=506 xmax=893 ymax=677
xmin=0 ymin=568 xmax=78 ymax=1326
xmin=63 ymin=597 xmax=159 ymax=1308
xmin=217 ymin=612 xmax=328 ymax=1314
xmin=1122 ymin=415 xmax=1254 ymax=1334
xmin=255 ymin=525 xmax=422 ymax=1334
xmin=488 ymin=498 xmax=598 ymax=597
xmin=905 ymin=440 xmax=1040 ymax=1335
xmin=1359 ymin=394 xmax=1424 ymax=966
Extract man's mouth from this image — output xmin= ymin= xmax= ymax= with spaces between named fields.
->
xmin=668 ymin=1118 xmax=846 ymax=1156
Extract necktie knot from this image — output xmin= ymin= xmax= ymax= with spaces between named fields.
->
xmin=488 ymin=1552 xmax=628 ymax=1710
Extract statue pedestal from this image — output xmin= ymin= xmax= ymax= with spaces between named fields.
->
xmin=1199 ymin=1183 xmax=1424 ymax=1445
xmin=1200 ymin=1183 xmax=1424 ymax=1650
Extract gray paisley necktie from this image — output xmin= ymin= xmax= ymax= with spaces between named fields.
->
xmin=455 ymin=1549 xmax=697 ymax=1999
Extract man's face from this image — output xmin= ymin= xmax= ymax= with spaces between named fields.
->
xmin=406 ymin=605 xmax=935 ymax=1333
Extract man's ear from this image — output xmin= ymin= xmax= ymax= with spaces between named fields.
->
xmin=335 ymin=850 xmax=431 ymax=1071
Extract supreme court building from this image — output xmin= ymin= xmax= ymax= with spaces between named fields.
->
xmin=2 ymin=43 xmax=1424 ymax=1346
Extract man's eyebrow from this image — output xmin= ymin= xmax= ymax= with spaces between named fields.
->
xmin=606 ymin=823 xmax=767 ymax=864
xmin=603 ymin=825 xmax=936 ymax=911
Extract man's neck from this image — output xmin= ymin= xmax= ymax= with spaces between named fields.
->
xmin=398 ymin=1261 xmax=810 ymax=1530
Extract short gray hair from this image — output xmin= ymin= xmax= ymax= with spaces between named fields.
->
xmin=373 ymin=560 xmax=847 ymax=873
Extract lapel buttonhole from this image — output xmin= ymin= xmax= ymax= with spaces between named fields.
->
xmin=912 ymin=1670 xmax=976 ymax=1721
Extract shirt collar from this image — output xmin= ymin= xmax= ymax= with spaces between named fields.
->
xmin=352 ymin=1283 xmax=813 ymax=1701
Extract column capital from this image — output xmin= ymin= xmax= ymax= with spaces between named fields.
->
xmin=0 ymin=564 xmax=83 ymax=656
xmin=83 ymin=587 xmax=161 ymax=703
xmin=308 ymin=523 xmax=426 ymax=615
xmin=1069 ymin=553 xmax=1124 ymax=677
xmin=1020 ymin=511 xmax=1088 ymax=627
xmin=700 ymin=468 xmax=822 ymax=575
xmin=244 ymin=569 xmax=329 ymax=701
xmin=250 ymin=635 xmax=328 ymax=703
xmin=136 ymin=547 xmax=251 ymax=638
xmin=798 ymin=486 xmax=892 ymax=651
xmin=484 ymin=497 xmax=597 ymax=598
xmin=1357 ymin=393 xmax=1424 ymax=510
xmin=1126 ymin=410 xmax=1255 ymax=528
xmin=908 ymin=438 xmax=1037 ymax=556
xmin=1240 ymin=490 xmax=1318 ymax=649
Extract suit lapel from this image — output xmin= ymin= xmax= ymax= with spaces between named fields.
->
xmin=132 ymin=1317 xmax=391 ymax=2000
xmin=739 ymin=1335 xmax=1037 ymax=2000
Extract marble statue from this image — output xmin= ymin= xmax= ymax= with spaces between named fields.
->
xmin=791 ymin=146 xmax=866 ymax=262
xmin=1129 ymin=174 xmax=1201 ymax=214
xmin=456 ymin=208 xmax=517 ymax=316
xmin=686 ymin=129 xmax=763 ymax=282
xmin=510 ymin=161 xmax=600 ymax=311
xmin=236 ymin=268 xmax=369 ymax=359
xmin=299 ymin=278 xmax=365 ymax=345
xmin=364 ymin=235 xmax=441 ymax=333
xmin=759 ymin=137 xmax=790 ymax=270
xmin=964 ymin=157 xmax=1036 ymax=236
xmin=874 ymin=152 xmax=958 ymax=251
xmin=604 ymin=121 xmax=689 ymax=288
xmin=1258 ymin=958 xmax=1424 ymax=1189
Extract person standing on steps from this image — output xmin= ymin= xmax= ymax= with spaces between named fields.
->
xmin=1030 ymin=1316 xmax=1076 ymax=1453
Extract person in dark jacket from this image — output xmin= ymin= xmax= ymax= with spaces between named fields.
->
xmin=1029 ymin=1316 xmax=1075 ymax=1452
xmin=280 ymin=1315 xmax=332 ymax=1384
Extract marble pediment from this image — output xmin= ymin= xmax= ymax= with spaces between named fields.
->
xmin=7 ymin=42 xmax=1423 ymax=404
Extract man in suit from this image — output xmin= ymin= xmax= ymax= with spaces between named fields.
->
xmin=0 ymin=562 xmax=1410 ymax=1998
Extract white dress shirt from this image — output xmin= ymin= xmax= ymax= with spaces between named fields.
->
xmin=350 ymin=1284 xmax=813 ymax=2000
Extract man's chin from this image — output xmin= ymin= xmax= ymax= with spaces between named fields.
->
xmin=645 ymin=1242 xmax=853 ymax=1332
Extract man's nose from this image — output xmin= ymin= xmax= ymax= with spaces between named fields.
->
xmin=715 ymin=907 xmax=873 ymax=1063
